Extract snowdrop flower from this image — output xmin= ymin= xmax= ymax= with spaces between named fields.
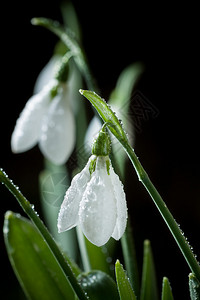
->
xmin=33 ymin=55 xmax=61 ymax=94
xmin=11 ymin=79 xmax=75 ymax=165
xmin=58 ymin=126 xmax=127 ymax=246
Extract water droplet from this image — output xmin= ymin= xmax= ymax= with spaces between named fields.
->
xmin=106 ymin=257 xmax=112 ymax=263
xmin=101 ymin=246 xmax=108 ymax=254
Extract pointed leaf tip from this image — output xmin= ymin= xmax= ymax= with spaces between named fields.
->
xmin=189 ymin=273 xmax=200 ymax=300
xmin=140 ymin=239 xmax=159 ymax=300
xmin=115 ymin=259 xmax=137 ymax=300
xmin=4 ymin=210 xmax=14 ymax=220
xmin=161 ymin=277 xmax=174 ymax=300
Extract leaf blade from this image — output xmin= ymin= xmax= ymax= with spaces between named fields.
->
xmin=115 ymin=260 xmax=137 ymax=300
xmin=161 ymin=277 xmax=174 ymax=300
xmin=140 ymin=240 xmax=159 ymax=300
xmin=109 ymin=62 xmax=144 ymax=177
xmin=3 ymin=211 xmax=75 ymax=300
xmin=120 ymin=220 xmax=140 ymax=298
xmin=0 ymin=168 xmax=88 ymax=300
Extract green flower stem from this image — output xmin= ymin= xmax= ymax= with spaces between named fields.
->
xmin=76 ymin=226 xmax=91 ymax=272
xmin=0 ymin=169 xmax=88 ymax=300
xmin=123 ymin=143 xmax=200 ymax=281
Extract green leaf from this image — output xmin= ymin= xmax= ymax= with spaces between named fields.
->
xmin=189 ymin=273 xmax=200 ymax=300
xmin=115 ymin=260 xmax=137 ymax=300
xmin=79 ymin=90 xmax=129 ymax=146
xmin=120 ymin=220 xmax=140 ymax=298
xmin=60 ymin=0 xmax=82 ymax=41
xmin=109 ymin=62 xmax=144 ymax=178
xmin=109 ymin=62 xmax=144 ymax=108
xmin=0 ymin=169 xmax=88 ymax=300
xmin=161 ymin=277 xmax=174 ymax=300
xmin=140 ymin=240 xmax=159 ymax=300
xmin=78 ymin=270 xmax=120 ymax=300
xmin=3 ymin=211 xmax=76 ymax=300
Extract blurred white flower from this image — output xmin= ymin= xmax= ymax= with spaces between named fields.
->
xmin=11 ymin=80 xmax=75 ymax=165
xmin=84 ymin=116 xmax=102 ymax=152
xmin=57 ymin=155 xmax=127 ymax=246
xmin=33 ymin=55 xmax=61 ymax=94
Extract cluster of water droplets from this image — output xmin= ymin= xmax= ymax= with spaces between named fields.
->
xmin=176 ymin=220 xmax=199 ymax=265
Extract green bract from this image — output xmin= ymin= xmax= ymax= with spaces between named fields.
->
xmin=79 ymin=90 xmax=129 ymax=146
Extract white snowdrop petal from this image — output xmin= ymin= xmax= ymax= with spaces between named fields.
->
xmin=34 ymin=55 xmax=61 ymax=94
xmin=110 ymin=164 xmax=127 ymax=240
xmin=11 ymin=90 xmax=50 ymax=153
xmin=57 ymin=158 xmax=91 ymax=232
xmin=39 ymin=91 xmax=75 ymax=165
xmin=79 ymin=156 xmax=117 ymax=246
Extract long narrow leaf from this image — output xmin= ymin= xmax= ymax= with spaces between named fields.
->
xmin=140 ymin=240 xmax=159 ymax=300
xmin=115 ymin=260 xmax=137 ymax=300
xmin=4 ymin=211 xmax=76 ymax=300
xmin=109 ymin=62 xmax=144 ymax=177
xmin=0 ymin=168 xmax=88 ymax=300
xmin=120 ymin=219 xmax=140 ymax=297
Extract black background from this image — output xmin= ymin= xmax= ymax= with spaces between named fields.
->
xmin=1 ymin=0 xmax=200 ymax=299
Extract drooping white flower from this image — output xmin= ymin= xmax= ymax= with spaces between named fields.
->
xmin=57 ymin=154 xmax=127 ymax=247
xmin=11 ymin=80 xmax=75 ymax=165
xmin=33 ymin=55 xmax=61 ymax=94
